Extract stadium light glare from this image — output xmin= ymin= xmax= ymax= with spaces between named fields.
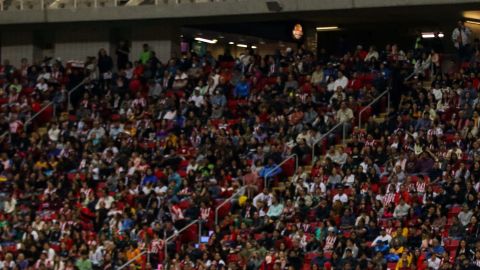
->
xmin=237 ymin=44 xmax=248 ymax=48
xmin=421 ymin=32 xmax=444 ymax=39
xmin=251 ymin=46 xmax=258 ymax=49
xmin=194 ymin=37 xmax=218 ymax=44
xmin=316 ymin=26 xmax=339 ymax=31
xmin=466 ymin=20 xmax=480 ymax=25
xmin=228 ymin=42 xmax=235 ymax=45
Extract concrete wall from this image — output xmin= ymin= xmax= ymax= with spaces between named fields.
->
xmin=130 ymin=25 xmax=178 ymax=63
xmin=0 ymin=0 xmax=478 ymax=25
xmin=0 ymin=31 xmax=33 ymax=66
xmin=54 ymin=26 xmax=110 ymax=62
xmin=0 ymin=25 xmax=177 ymax=66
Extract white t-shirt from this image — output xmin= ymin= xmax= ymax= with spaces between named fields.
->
xmin=48 ymin=128 xmax=60 ymax=141
xmin=189 ymin=95 xmax=205 ymax=108
xmin=427 ymin=257 xmax=441 ymax=270
xmin=432 ymin=88 xmax=443 ymax=101
xmin=163 ymin=110 xmax=177 ymax=120
xmin=35 ymin=82 xmax=48 ymax=92
xmin=333 ymin=76 xmax=349 ymax=90
xmin=253 ymin=193 xmax=272 ymax=208
xmin=333 ymin=193 xmax=348 ymax=204
xmin=371 ymin=234 xmax=392 ymax=246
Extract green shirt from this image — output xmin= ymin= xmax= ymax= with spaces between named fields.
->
xmin=139 ymin=51 xmax=152 ymax=65
xmin=75 ymin=258 xmax=92 ymax=270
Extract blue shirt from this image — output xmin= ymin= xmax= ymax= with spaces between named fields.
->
xmin=259 ymin=164 xmax=282 ymax=178
xmin=142 ymin=175 xmax=158 ymax=186
xmin=234 ymin=82 xmax=250 ymax=98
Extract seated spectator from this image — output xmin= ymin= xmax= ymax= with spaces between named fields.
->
xmin=393 ymin=198 xmax=411 ymax=219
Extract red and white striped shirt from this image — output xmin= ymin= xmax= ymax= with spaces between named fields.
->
xmin=365 ymin=139 xmax=376 ymax=147
xmin=171 ymin=205 xmax=184 ymax=222
xmin=200 ymin=207 xmax=211 ymax=221
xmin=324 ymin=235 xmax=336 ymax=251
xmin=382 ymin=193 xmax=396 ymax=206
xmin=416 ymin=181 xmax=426 ymax=193
xmin=150 ymin=239 xmax=164 ymax=254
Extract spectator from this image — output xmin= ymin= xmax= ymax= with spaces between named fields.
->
xmin=458 ymin=204 xmax=473 ymax=227
xmin=393 ymin=198 xmax=411 ymax=219
xmin=452 ymin=20 xmax=472 ymax=61
xmin=234 ymin=75 xmax=250 ymax=98
xmin=139 ymin=43 xmax=152 ymax=65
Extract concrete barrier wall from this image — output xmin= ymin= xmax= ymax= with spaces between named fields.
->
xmin=0 ymin=0 xmax=477 ymax=25
xmin=0 ymin=31 xmax=34 ymax=66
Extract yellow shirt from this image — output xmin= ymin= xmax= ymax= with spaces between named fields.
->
xmin=126 ymin=248 xmax=142 ymax=264
xmin=390 ymin=246 xmax=404 ymax=255
xmin=34 ymin=161 xmax=48 ymax=169
xmin=392 ymin=227 xmax=408 ymax=238
xmin=395 ymin=254 xmax=412 ymax=270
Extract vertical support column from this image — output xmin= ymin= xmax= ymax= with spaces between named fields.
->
xmin=387 ymin=91 xmax=391 ymax=117
xmin=163 ymin=231 xmax=168 ymax=266
xmin=198 ymin=221 xmax=202 ymax=245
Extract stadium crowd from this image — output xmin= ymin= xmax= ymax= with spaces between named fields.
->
xmin=0 ymin=25 xmax=479 ymax=270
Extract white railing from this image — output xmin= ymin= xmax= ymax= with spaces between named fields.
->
xmin=214 ymin=186 xmax=246 ymax=225
xmin=163 ymin=219 xmax=202 ymax=265
xmin=263 ymin=154 xmax=298 ymax=189
xmin=358 ymin=88 xmax=391 ymax=128
xmin=311 ymin=121 xmax=345 ymax=165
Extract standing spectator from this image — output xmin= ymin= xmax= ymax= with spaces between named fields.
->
xmin=116 ymin=40 xmax=130 ymax=70
xmin=97 ymin=48 xmax=113 ymax=91
xmin=452 ymin=20 xmax=472 ymax=62
xmin=139 ymin=43 xmax=152 ymax=65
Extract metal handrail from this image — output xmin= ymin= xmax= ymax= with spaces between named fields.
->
xmin=264 ymin=154 xmax=298 ymax=189
xmin=24 ymin=101 xmax=55 ymax=128
xmin=0 ymin=79 xmax=85 ymax=142
xmin=214 ymin=186 xmax=246 ymax=225
xmin=311 ymin=121 xmax=345 ymax=165
xmin=24 ymin=80 xmax=85 ymax=128
xmin=0 ymin=131 xmax=8 ymax=142
xmin=117 ymin=250 xmax=147 ymax=270
xmin=164 ymin=219 xmax=202 ymax=264
xmin=358 ymin=88 xmax=391 ymax=128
